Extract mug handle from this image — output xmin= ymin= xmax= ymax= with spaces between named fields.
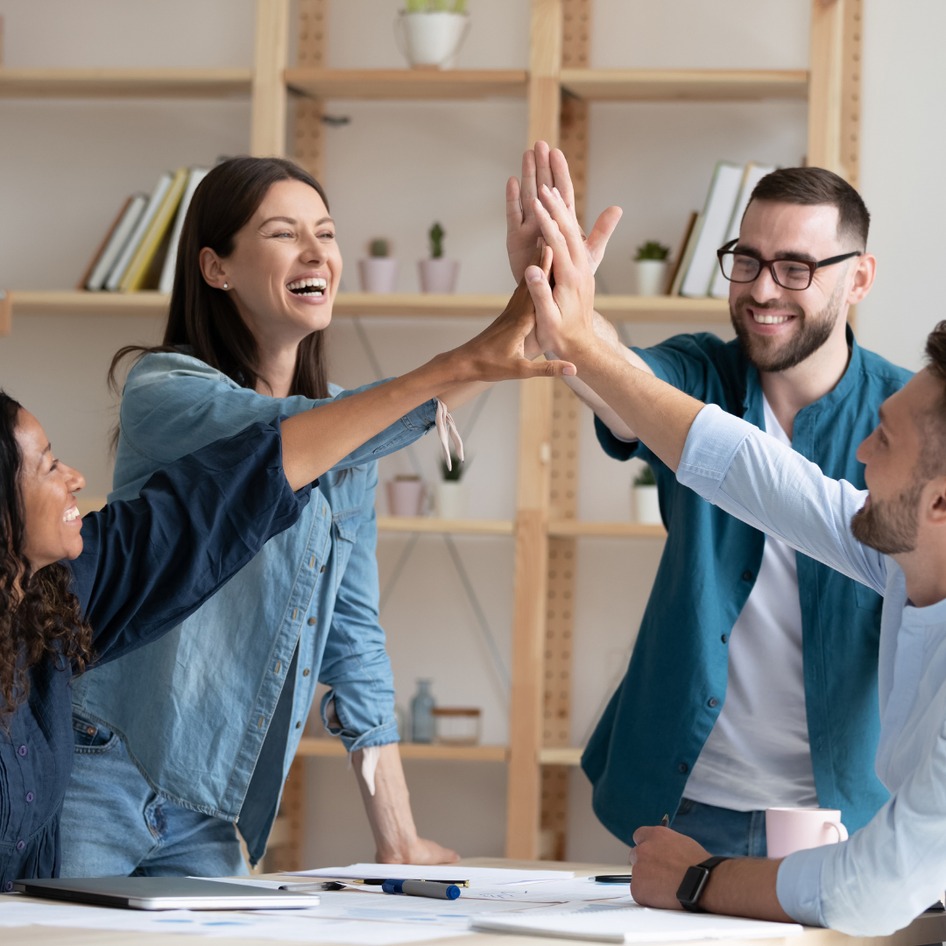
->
xmin=825 ymin=820 xmax=849 ymax=843
xmin=393 ymin=13 xmax=409 ymax=62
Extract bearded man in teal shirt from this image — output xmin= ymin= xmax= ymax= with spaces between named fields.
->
xmin=512 ymin=160 xmax=911 ymax=856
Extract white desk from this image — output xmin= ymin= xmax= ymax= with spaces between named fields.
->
xmin=4 ymin=858 xmax=945 ymax=946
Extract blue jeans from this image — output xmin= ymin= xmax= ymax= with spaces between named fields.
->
xmin=60 ymin=715 xmax=247 ymax=878
xmin=671 ymin=797 xmax=768 ymax=858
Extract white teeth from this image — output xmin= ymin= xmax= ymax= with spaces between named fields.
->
xmin=287 ymin=277 xmax=327 ymax=293
xmin=752 ymin=312 xmax=792 ymax=325
xmin=63 ymin=507 xmax=80 ymax=522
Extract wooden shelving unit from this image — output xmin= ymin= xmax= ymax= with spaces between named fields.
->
xmin=3 ymin=0 xmax=861 ymax=869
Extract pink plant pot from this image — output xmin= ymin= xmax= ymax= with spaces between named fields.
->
xmin=386 ymin=479 xmax=425 ymax=517
xmin=418 ymin=258 xmax=460 ymax=293
xmin=358 ymin=258 xmax=399 ymax=293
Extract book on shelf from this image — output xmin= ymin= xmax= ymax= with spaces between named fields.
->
xmin=664 ymin=211 xmax=698 ymax=295
xmin=709 ymin=161 xmax=776 ymax=298
xmin=104 ymin=172 xmax=173 ymax=292
xmin=680 ymin=161 xmax=743 ymax=298
xmin=669 ymin=211 xmax=703 ymax=297
xmin=83 ymin=194 xmax=148 ymax=292
xmin=119 ymin=167 xmax=189 ymax=293
xmin=158 ymin=167 xmax=210 ymax=294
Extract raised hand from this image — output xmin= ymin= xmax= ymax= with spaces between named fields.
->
xmin=524 ymin=184 xmax=598 ymax=360
xmin=506 ymin=141 xmax=622 ymax=283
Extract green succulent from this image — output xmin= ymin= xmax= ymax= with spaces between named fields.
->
xmin=429 ymin=222 xmax=446 ymax=259
xmin=406 ymin=0 xmax=467 ymax=10
xmin=634 ymin=240 xmax=670 ymax=261
xmin=369 ymin=238 xmax=389 ymax=258
xmin=633 ymin=464 xmax=656 ymax=487
xmin=441 ymin=450 xmax=465 ymax=481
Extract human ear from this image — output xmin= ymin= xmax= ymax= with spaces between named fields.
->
xmin=199 ymin=247 xmax=229 ymax=290
xmin=847 ymin=253 xmax=876 ymax=304
xmin=924 ymin=477 xmax=946 ymax=527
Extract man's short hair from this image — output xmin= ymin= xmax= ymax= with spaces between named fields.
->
xmin=917 ymin=322 xmax=946 ymax=479
xmin=748 ymin=167 xmax=870 ymax=250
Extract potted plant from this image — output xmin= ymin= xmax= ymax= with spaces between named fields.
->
xmin=632 ymin=463 xmax=661 ymax=525
xmin=418 ymin=221 xmax=459 ymax=293
xmin=436 ymin=448 xmax=466 ymax=518
xmin=386 ymin=474 xmax=426 ymax=517
xmin=396 ymin=0 xmax=470 ymax=70
xmin=634 ymin=240 xmax=670 ymax=296
xmin=358 ymin=238 xmax=398 ymax=293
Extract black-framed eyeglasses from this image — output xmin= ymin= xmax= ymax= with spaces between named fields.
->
xmin=715 ymin=238 xmax=862 ymax=291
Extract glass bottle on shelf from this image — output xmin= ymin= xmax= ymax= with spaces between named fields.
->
xmin=410 ymin=679 xmax=435 ymax=744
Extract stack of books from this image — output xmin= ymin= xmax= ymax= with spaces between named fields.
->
xmin=78 ymin=167 xmax=210 ymax=294
xmin=666 ymin=161 xmax=776 ymax=298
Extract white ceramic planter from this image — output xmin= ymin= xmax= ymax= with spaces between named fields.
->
xmin=632 ymin=484 xmax=662 ymax=525
xmin=418 ymin=258 xmax=460 ymax=293
xmin=436 ymin=480 xmax=466 ymax=519
xmin=634 ymin=259 xmax=667 ymax=296
xmin=387 ymin=478 xmax=425 ymax=517
xmin=395 ymin=11 xmax=470 ymax=69
xmin=358 ymin=258 xmax=398 ymax=293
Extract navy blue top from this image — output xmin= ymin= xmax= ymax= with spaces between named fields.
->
xmin=582 ymin=330 xmax=912 ymax=845
xmin=0 ymin=419 xmax=310 ymax=890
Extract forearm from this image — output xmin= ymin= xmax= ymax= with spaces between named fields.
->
xmin=352 ymin=744 xmax=421 ymax=862
xmin=702 ymin=859 xmax=793 ymax=923
xmin=439 ymin=380 xmax=492 ymax=412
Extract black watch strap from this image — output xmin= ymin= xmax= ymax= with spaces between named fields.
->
xmin=676 ymin=855 xmax=731 ymax=913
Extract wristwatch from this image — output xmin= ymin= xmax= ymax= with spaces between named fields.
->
xmin=676 ymin=856 xmax=731 ymax=913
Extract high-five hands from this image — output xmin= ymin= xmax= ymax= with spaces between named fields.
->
xmin=506 ymin=141 xmax=622 ymax=283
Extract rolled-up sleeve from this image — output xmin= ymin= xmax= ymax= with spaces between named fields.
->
xmin=318 ymin=465 xmax=398 ymax=751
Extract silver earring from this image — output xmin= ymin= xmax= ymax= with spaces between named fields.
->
xmin=223 ymin=282 xmax=228 ymax=289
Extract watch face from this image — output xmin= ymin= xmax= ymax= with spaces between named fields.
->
xmin=677 ymin=866 xmax=708 ymax=907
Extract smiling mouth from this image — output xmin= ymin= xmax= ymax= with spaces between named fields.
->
xmin=750 ymin=311 xmax=794 ymax=325
xmin=63 ymin=506 xmax=80 ymax=523
xmin=287 ymin=277 xmax=327 ymax=297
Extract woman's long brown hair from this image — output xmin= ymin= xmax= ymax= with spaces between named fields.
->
xmin=0 ymin=393 xmax=93 ymax=723
xmin=109 ymin=156 xmax=333 ymax=400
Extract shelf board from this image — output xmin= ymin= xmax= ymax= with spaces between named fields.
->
xmin=7 ymin=290 xmax=170 ymax=318
xmin=378 ymin=516 xmax=513 ymax=536
xmin=595 ymin=295 xmax=729 ymax=323
xmin=560 ymin=68 xmax=808 ymax=102
xmin=0 ymin=68 xmax=253 ymax=99
xmin=548 ymin=520 xmax=666 ymax=538
xmin=286 ymin=68 xmax=528 ymax=101
xmin=296 ymin=738 xmax=509 ymax=762
xmin=538 ymin=747 xmax=583 ymax=766
xmin=334 ymin=292 xmax=508 ymax=318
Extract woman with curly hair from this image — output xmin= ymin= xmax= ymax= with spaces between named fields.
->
xmin=0 ymin=264 xmax=569 ymax=888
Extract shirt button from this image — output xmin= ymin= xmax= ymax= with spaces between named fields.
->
xmin=708 ymin=697 xmax=719 ymax=708
xmin=721 ymin=634 xmax=729 ymax=643
xmin=15 ymin=841 xmax=25 ymax=852
xmin=4 ymin=881 xmax=11 ymax=892
xmin=295 ymin=721 xmax=302 ymax=729
xmin=678 ymin=762 xmax=688 ymax=774
xmin=742 ymin=570 xmax=753 ymax=582
xmin=25 ymin=792 xmax=34 ymax=803
xmin=16 ymin=745 xmax=27 ymax=757
xmin=86 ymin=726 xmax=96 ymax=735
xmin=303 ymin=669 xmax=310 ymax=677
xmin=307 ymin=617 xmax=317 ymax=626
xmin=320 ymin=565 xmax=326 ymax=573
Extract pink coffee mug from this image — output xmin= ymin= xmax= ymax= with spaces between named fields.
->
xmin=765 ymin=807 xmax=848 ymax=859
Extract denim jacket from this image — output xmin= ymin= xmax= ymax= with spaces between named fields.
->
xmin=71 ymin=351 xmax=435 ymax=829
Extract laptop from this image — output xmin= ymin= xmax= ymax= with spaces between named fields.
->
xmin=13 ymin=876 xmax=319 ymax=911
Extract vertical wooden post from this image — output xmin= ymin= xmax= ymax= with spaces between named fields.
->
xmin=250 ymin=0 xmax=290 ymax=158
xmin=840 ymin=0 xmax=863 ymax=189
xmin=807 ymin=0 xmax=845 ymax=176
xmin=506 ymin=0 xmax=563 ymax=861
xmin=0 ymin=292 xmax=11 ymax=337
xmin=292 ymin=0 xmax=329 ymax=183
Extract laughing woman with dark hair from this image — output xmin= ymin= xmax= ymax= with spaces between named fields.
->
xmin=0 ymin=253 xmax=567 ymax=887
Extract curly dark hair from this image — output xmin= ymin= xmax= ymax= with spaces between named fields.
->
xmin=0 ymin=393 xmax=93 ymax=723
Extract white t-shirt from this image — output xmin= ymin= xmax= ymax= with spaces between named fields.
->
xmin=683 ymin=395 xmax=819 ymax=811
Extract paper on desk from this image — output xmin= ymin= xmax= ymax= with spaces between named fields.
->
xmin=461 ymin=877 xmax=629 ymax=902
xmin=0 ymin=900 xmax=470 ymax=943
xmin=290 ymin=862 xmax=574 ymax=885
xmin=471 ymin=900 xmax=804 ymax=943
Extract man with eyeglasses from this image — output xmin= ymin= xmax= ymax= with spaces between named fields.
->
xmin=558 ymin=165 xmax=911 ymax=857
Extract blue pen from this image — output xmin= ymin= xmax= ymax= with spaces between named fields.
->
xmin=381 ymin=879 xmax=461 ymax=900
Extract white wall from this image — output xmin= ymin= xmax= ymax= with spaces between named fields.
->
xmin=0 ymin=0 xmax=924 ymax=866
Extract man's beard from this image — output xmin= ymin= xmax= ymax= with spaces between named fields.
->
xmin=850 ymin=478 xmax=923 ymax=555
xmin=730 ymin=281 xmax=842 ymax=373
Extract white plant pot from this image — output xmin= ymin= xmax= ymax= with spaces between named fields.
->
xmin=358 ymin=258 xmax=399 ymax=293
xmin=634 ymin=259 xmax=667 ymax=296
xmin=436 ymin=480 xmax=466 ymax=519
xmin=632 ymin=484 xmax=662 ymax=525
xmin=418 ymin=258 xmax=460 ymax=293
xmin=387 ymin=478 xmax=426 ymax=517
xmin=395 ymin=12 xmax=470 ymax=70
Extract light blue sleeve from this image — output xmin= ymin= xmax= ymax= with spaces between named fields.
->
xmin=318 ymin=463 xmax=398 ymax=752
xmin=677 ymin=404 xmax=889 ymax=594
xmin=117 ymin=352 xmax=435 ymax=478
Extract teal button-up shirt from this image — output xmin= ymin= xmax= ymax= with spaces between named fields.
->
xmin=582 ymin=329 xmax=911 ymax=845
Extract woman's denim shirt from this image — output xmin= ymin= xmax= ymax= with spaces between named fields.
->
xmin=70 ymin=351 xmax=435 ymax=836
